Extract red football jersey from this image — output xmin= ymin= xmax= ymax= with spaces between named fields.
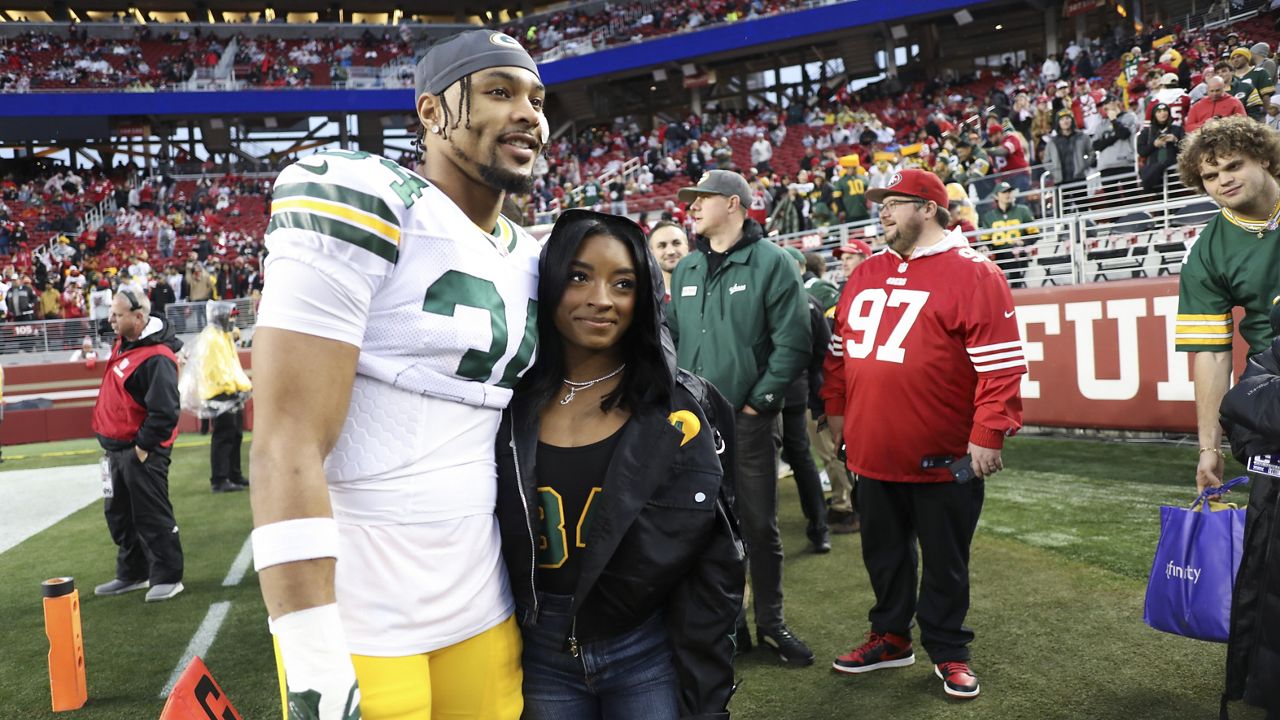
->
xmin=821 ymin=230 xmax=1026 ymax=483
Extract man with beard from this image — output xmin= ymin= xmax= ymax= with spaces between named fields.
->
xmin=646 ymin=219 xmax=689 ymax=303
xmin=1176 ymin=114 xmax=1280 ymax=719
xmin=823 ymin=169 xmax=1024 ymax=700
xmin=250 ymin=29 xmax=545 ymax=720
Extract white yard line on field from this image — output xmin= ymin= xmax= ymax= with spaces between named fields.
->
xmin=0 ymin=464 xmax=101 ymax=555
xmin=222 ymin=535 xmax=254 ymax=587
xmin=160 ymin=600 xmax=233 ymax=698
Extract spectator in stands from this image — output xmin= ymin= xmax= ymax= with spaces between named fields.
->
xmin=38 ymin=281 xmax=61 ymax=320
xmin=1091 ymin=96 xmax=1138 ymax=192
xmin=607 ymin=176 xmax=628 ymax=215
xmin=668 ymin=169 xmax=814 ymax=666
xmin=1232 ymin=46 xmax=1274 ymax=109
xmin=7 ymin=275 xmax=34 ymax=322
xmin=1186 ymin=75 xmax=1247 ymax=133
xmin=150 ymin=274 xmax=174 ymax=317
xmin=808 ymin=174 xmax=838 ymax=227
xmin=979 ymin=182 xmax=1039 ymax=288
xmin=1044 ymin=110 xmax=1092 ymax=185
xmin=1268 ymin=95 xmax=1280 ymax=130
xmin=832 ymin=239 xmax=871 ymax=287
xmin=1150 ymin=72 xmax=1192 ymax=126
xmin=952 ymin=138 xmax=995 ymax=204
xmin=1217 ymin=60 xmax=1266 ymax=120
xmin=984 ymin=122 xmax=1032 ymax=193
xmin=751 ymin=132 xmax=773 ymax=173
xmin=90 ymin=277 xmax=113 ymax=334
xmin=767 ymin=184 xmax=803 ymax=236
xmin=1137 ymin=103 xmax=1184 ymax=193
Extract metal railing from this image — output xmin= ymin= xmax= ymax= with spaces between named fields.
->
xmin=766 ymin=192 xmax=1218 ymax=289
xmin=0 ymin=297 xmax=257 ymax=363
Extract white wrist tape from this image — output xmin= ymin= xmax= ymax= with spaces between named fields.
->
xmin=272 ymin=604 xmax=361 ymax=719
xmin=252 ymin=517 xmax=340 ymax=572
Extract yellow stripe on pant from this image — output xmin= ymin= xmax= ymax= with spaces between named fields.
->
xmin=274 ymin=614 xmax=523 ymax=720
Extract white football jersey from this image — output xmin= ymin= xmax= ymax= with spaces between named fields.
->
xmin=256 ymin=150 xmax=538 ymax=654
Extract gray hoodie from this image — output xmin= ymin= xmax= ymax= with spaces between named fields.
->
xmin=1090 ymin=110 xmax=1138 ymax=172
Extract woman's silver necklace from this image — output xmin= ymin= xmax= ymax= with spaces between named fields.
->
xmin=561 ymin=364 xmax=626 ymax=405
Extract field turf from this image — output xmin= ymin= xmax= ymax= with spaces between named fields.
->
xmin=0 ymin=435 xmax=1265 ymax=719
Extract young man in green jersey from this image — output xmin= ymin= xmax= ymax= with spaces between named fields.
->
xmin=979 ymin=181 xmax=1038 ymax=288
xmin=1176 ymin=113 xmax=1280 ymax=720
xmin=1229 ymin=49 xmax=1271 ymax=120
xmin=1176 ymin=115 xmax=1280 ymax=493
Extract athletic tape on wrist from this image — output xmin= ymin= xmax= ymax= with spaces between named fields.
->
xmin=272 ymin=604 xmax=359 ymax=701
xmin=252 ymin=517 xmax=340 ymax=572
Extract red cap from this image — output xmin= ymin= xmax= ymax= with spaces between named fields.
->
xmin=865 ymin=168 xmax=950 ymax=209
xmin=834 ymin=239 xmax=873 ymax=258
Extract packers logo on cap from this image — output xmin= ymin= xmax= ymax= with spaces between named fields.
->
xmin=489 ymin=32 xmax=522 ymax=48
xmin=667 ymin=410 xmax=701 ymax=447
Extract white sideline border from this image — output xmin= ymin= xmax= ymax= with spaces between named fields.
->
xmin=160 ymin=533 xmax=254 ymax=699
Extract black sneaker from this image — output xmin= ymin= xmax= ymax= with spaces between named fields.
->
xmin=229 ymin=476 xmax=250 ymax=487
xmin=734 ymin=620 xmax=752 ymax=653
xmin=757 ymin=625 xmax=815 ymax=666
xmin=211 ymin=480 xmax=246 ymax=493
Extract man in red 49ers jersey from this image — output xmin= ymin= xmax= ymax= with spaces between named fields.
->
xmin=821 ymin=169 xmax=1025 ymax=700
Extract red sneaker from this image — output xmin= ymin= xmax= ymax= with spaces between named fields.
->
xmin=935 ymin=661 xmax=980 ymax=698
xmin=831 ymin=631 xmax=914 ymax=674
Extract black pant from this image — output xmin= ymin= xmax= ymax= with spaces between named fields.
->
xmin=103 ymin=447 xmax=183 ymax=584
xmin=780 ymin=403 xmax=827 ymax=535
xmin=856 ymin=476 xmax=984 ymax=663
xmin=735 ymin=410 xmax=785 ymax=629
xmin=210 ymin=409 xmax=244 ymax=485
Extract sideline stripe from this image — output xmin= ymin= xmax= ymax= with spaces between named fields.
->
xmin=5 ymin=437 xmax=219 ymax=462
xmin=222 ymin=535 xmax=254 ymax=587
xmin=160 ymin=601 xmax=233 ymax=698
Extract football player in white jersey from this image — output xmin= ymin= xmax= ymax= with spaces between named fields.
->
xmin=249 ymin=29 xmax=546 ymax=720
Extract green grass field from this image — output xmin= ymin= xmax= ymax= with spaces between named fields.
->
xmin=0 ymin=435 xmax=1266 ymax=719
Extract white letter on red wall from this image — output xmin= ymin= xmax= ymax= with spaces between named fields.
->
xmin=1065 ymin=298 xmax=1147 ymax=401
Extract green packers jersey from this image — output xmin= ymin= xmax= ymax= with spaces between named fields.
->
xmin=979 ymin=204 xmax=1038 ymax=247
xmin=1176 ymin=210 xmax=1280 ymax=354
xmin=1246 ymin=66 xmax=1274 ymax=97
xmin=834 ymin=174 xmax=869 ymax=221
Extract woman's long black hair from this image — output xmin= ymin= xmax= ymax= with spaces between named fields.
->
xmin=520 ymin=209 xmax=674 ymax=415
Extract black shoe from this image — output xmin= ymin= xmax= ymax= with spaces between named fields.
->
xmin=808 ymin=527 xmax=832 ymax=554
xmin=211 ymin=480 xmax=246 ymax=493
xmin=229 ymin=476 xmax=250 ymax=487
xmin=734 ymin=620 xmax=753 ymax=653
xmin=757 ymin=625 xmax=815 ymax=666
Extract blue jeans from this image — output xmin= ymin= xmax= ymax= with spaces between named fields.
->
xmin=520 ymin=592 xmax=679 ymax=720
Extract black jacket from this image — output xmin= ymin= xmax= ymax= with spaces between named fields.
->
xmin=495 ymin=211 xmax=745 ymax=720
xmin=97 ymin=316 xmax=183 ymax=454
xmin=1217 ymin=335 xmax=1280 ymax=716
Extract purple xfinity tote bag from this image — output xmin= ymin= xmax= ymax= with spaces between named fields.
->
xmin=1143 ymin=476 xmax=1248 ymax=643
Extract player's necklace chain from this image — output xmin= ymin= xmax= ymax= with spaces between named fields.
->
xmin=1223 ymin=193 xmax=1280 ymax=238
xmin=561 ymin=364 xmax=626 ymax=405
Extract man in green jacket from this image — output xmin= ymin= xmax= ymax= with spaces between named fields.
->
xmin=669 ymin=169 xmax=814 ymax=666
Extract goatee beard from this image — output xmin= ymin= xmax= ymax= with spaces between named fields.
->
xmin=478 ymin=162 xmax=534 ymax=195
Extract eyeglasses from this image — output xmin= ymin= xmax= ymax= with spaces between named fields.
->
xmin=879 ymin=199 xmax=925 ymax=214
xmin=119 ymin=289 xmax=141 ymax=312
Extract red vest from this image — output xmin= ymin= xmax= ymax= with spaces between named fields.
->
xmin=91 ymin=341 xmax=179 ymax=448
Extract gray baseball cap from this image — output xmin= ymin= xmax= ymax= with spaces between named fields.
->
xmin=677 ymin=169 xmax=752 ymax=208
xmin=415 ymin=29 xmax=540 ymax=98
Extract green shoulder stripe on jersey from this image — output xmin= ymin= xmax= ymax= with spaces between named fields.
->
xmin=268 ymin=210 xmax=399 ymax=263
xmin=495 ymin=215 xmax=520 ymax=253
xmin=274 ymin=181 xmax=400 ymax=227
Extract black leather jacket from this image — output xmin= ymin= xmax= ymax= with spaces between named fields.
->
xmin=495 ymin=373 xmax=744 ymax=719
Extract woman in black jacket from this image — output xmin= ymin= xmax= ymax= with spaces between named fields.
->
xmin=495 ymin=209 xmax=744 ymax=720
xmin=1136 ymin=102 xmax=1183 ymax=193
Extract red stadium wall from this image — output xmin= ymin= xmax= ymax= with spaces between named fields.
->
xmin=0 ymin=278 xmax=1253 ymax=444
xmin=1 ymin=351 xmax=254 ymax=446
xmin=1014 ymin=277 xmax=1247 ymax=433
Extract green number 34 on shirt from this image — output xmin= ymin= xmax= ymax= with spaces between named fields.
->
xmin=422 ymin=270 xmax=538 ymax=389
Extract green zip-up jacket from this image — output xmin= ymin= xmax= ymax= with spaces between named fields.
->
xmin=668 ymin=219 xmax=811 ymax=412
